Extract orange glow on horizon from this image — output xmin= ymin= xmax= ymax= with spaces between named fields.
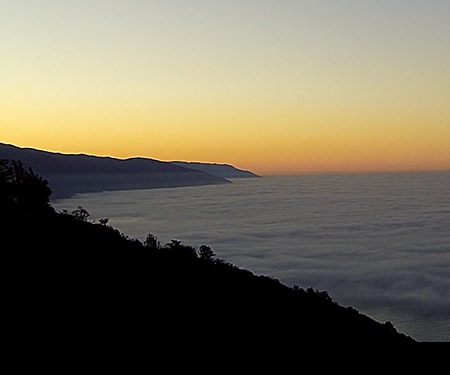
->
xmin=2 ymin=93 xmax=450 ymax=176
xmin=2 ymin=2 xmax=450 ymax=176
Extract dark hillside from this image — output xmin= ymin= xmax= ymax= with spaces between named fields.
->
xmin=0 ymin=143 xmax=230 ymax=199
xmin=0 ymin=160 xmax=415 ymax=346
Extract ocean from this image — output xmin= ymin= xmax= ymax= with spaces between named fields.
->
xmin=53 ymin=173 xmax=450 ymax=342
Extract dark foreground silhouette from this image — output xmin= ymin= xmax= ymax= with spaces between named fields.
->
xmin=0 ymin=160 xmax=415 ymax=346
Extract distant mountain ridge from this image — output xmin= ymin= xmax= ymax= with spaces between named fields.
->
xmin=0 ymin=143 xmax=256 ymax=199
xmin=172 ymin=161 xmax=259 ymax=179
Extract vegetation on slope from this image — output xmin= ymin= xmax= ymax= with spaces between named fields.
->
xmin=0 ymin=159 xmax=414 ymax=345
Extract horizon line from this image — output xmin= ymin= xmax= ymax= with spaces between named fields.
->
xmin=2 ymin=141 xmax=450 ymax=177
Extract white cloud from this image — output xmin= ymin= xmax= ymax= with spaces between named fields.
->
xmin=53 ymin=174 xmax=450 ymax=341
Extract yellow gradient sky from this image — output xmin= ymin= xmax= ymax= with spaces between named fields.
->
xmin=1 ymin=0 xmax=450 ymax=175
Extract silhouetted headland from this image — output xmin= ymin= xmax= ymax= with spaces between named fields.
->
xmin=0 ymin=143 xmax=262 ymax=199
xmin=0 ymin=159 xmax=415 ymax=346
xmin=172 ymin=161 xmax=260 ymax=179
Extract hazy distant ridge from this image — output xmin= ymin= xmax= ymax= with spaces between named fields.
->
xmin=0 ymin=143 xmax=241 ymax=199
xmin=172 ymin=161 xmax=259 ymax=179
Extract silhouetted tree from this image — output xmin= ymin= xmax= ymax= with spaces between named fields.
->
xmin=72 ymin=206 xmax=90 ymax=222
xmin=144 ymin=233 xmax=160 ymax=250
xmin=99 ymin=218 xmax=109 ymax=226
xmin=0 ymin=159 xmax=52 ymax=212
xmin=306 ymin=287 xmax=333 ymax=302
xmin=199 ymin=245 xmax=215 ymax=261
xmin=0 ymin=159 xmax=10 ymax=182
xmin=167 ymin=240 xmax=197 ymax=259
xmin=0 ymin=159 xmax=12 ymax=206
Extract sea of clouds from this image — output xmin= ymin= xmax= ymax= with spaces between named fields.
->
xmin=54 ymin=173 xmax=450 ymax=341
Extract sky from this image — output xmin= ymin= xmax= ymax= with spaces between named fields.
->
xmin=1 ymin=0 xmax=450 ymax=175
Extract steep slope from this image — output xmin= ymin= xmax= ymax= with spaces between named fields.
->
xmin=0 ymin=156 xmax=415 ymax=346
xmin=1 ymin=208 xmax=415 ymax=344
xmin=0 ymin=143 xmax=230 ymax=199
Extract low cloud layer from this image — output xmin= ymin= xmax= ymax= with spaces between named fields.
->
xmin=54 ymin=174 xmax=450 ymax=341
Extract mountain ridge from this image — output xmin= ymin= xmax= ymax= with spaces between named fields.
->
xmin=0 ymin=143 xmax=261 ymax=199
xmin=172 ymin=161 xmax=260 ymax=179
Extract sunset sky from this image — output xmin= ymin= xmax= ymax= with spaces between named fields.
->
xmin=1 ymin=0 xmax=450 ymax=175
